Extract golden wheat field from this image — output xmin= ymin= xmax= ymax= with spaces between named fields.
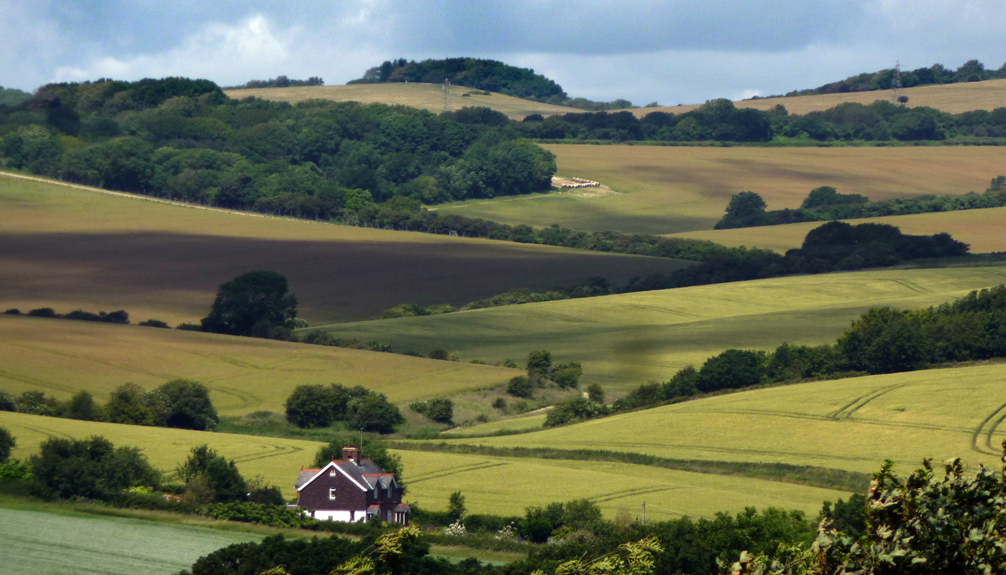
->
xmin=435 ymin=145 xmax=1006 ymax=234
xmin=0 ymin=412 xmax=850 ymax=518
xmin=668 ymin=207 xmax=1006 ymax=254
xmin=630 ymin=78 xmax=1006 ymax=117
xmin=310 ymin=264 xmax=1006 ymax=393
xmin=446 ymin=361 xmax=1006 ymax=476
xmin=0 ymin=173 xmax=689 ymax=324
xmin=224 ymin=83 xmax=581 ymax=118
xmin=0 ymin=314 xmax=519 ymax=416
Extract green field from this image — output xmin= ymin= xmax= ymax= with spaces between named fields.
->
xmin=0 ymin=173 xmax=689 ymax=325
xmin=0 ymin=314 xmax=519 ymax=416
xmin=443 ymin=361 xmax=1006 ymax=476
xmin=0 ymin=502 xmax=264 ymax=575
xmin=669 ymin=206 xmax=1006 ymax=254
xmin=0 ymin=412 xmax=849 ymax=519
xmin=434 ymin=145 xmax=1006 ymax=235
xmin=306 ymin=265 xmax=1006 ymax=394
xmin=224 ymin=83 xmax=581 ymax=119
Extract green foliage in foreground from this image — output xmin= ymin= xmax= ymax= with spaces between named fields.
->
xmin=729 ymin=447 xmax=1006 ymax=575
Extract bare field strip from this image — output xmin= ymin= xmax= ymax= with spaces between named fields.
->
xmin=435 ymin=145 xmax=1006 ymax=235
xmin=224 ymin=83 xmax=581 ymax=118
xmin=667 ymin=207 xmax=1006 ymax=254
xmin=310 ymin=265 xmax=1006 ymax=394
xmin=0 ymin=173 xmax=690 ymax=324
xmin=444 ymin=362 xmax=1006 ymax=477
xmin=0 ymin=504 xmax=264 ymax=575
xmin=0 ymin=314 xmax=519 ymax=415
xmin=0 ymin=412 xmax=852 ymax=519
xmin=630 ymin=78 xmax=1006 ymax=117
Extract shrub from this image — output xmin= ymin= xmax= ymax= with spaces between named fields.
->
xmin=526 ymin=350 xmax=552 ymax=376
xmin=138 ymin=319 xmax=170 ymax=328
xmin=492 ymin=398 xmax=507 ymax=410
xmin=30 ymin=435 xmax=160 ymax=501
xmin=4 ymin=308 xmax=21 ymax=315
xmin=66 ymin=390 xmax=101 ymax=421
xmin=551 ymin=362 xmax=582 ymax=389
xmin=175 ymin=322 xmax=203 ymax=331
xmin=27 ymin=307 xmax=56 ymax=318
xmin=157 ymin=379 xmax=218 ymax=430
xmin=0 ymin=426 xmax=14 ymax=461
xmin=506 ymin=376 xmax=534 ymax=398
xmin=586 ymin=384 xmax=605 ymax=403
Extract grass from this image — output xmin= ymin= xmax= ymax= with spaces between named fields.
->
xmin=668 ymin=207 xmax=1006 ymax=254
xmin=224 ymin=83 xmax=582 ymax=119
xmin=0 ymin=499 xmax=264 ymax=575
xmin=306 ymin=264 xmax=1006 ymax=395
xmin=0 ymin=314 xmax=520 ymax=416
xmin=397 ymin=450 xmax=852 ymax=520
xmin=434 ymin=145 xmax=1006 ymax=235
xmin=0 ymin=172 xmax=690 ymax=325
xmin=440 ymin=361 xmax=1006 ymax=477
xmin=629 ymin=78 xmax=1006 ymax=117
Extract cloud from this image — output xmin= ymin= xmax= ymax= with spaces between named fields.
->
xmin=53 ymin=15 xmax=298 ymax=85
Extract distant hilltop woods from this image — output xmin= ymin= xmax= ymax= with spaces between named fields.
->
xmin=349 ymin=57 xmax=634 ymax=111
xmin=223 ymin=76 xmax=325 ymax=90
xmin=765 ymin=58 xmax=1006 ymax=100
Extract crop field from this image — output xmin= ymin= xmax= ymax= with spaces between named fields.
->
xmin=630 ymin=78 xmax=1006 ymax=117
xmin=0 ymin=173 xmax=690 ymax=325
xmin=1 ymin=411 xmax=325 ymax=498
xmin=224 ymin=83 xmax=581 ymax=119
xmin=435 ymin=145 xmax=1006 ymax=235
xmin=668 ymin=207 xmax=1006 ymax=254
xmin=445 ymin=361 xmax=1006 ymax=477
xmin=0 ymin=503 xmax=263 ymax=575
xmin=0 ymin=412 xmax=848 ymax=519
xmin=309 ymin=265 xmax=1006 ymax=394
xmin=398 ymin=450 xmax=851 ymax=520
xmin=0 ymin=314 xmax=520 ymax=415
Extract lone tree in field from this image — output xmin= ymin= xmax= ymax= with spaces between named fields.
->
xmin=201 ymin=271 xmax=298 ymax=338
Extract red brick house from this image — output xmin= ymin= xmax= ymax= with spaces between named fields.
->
xmin=295 ymin=446 xmax=409 ymax=524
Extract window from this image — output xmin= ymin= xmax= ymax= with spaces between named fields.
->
xmin=329 ymin=488 xmax=337 ymax=500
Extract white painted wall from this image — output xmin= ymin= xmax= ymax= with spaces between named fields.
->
xmin=309 ymin=509 xmax=367 ymax=522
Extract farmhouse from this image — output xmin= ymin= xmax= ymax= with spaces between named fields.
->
xmin=295 ymin=446 xmax=409 ymax=524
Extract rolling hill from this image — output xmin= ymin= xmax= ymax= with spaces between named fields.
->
xmin=668 ymin=207 xmax=1006 ymax=254
xmin=0 ymin=411 xmax=850 ymax=519
xmin=224 ymin=83 xmax=582 ymax=119
xmin=432 ymin=144 xmax=1006 ymax=235
xmin=304 ymin=264 xmax=1006 ymax=394
xmin=0 ymin=313 xmax=519 ymax=416
xmin=629 ymin=78 xmax=1006 ymax=117
xmin=439 ymin=361 xmax=1006 ymax=476
xmin=0 ymin=173 xmax=691 ymax=325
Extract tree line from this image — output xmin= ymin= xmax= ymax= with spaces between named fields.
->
xmin=613 ymin=284 xmax=1006 ymax=415
xmin=519 ymin=98 xmax=1006 ymax=142
xmin=0 ymin=379 xmax=219 ymax=431
xmin=782 ymin=58 xmax=1006 ymax=98
xmin=223 ymin=75 xmax=324 ymax=90
xmin=715 ymin=180 xmax=1006 ymax=230
xmin=0 ymin=77 xmax=556 ymax=213
xmin=350 ymin=57 xmax=634 ymax=111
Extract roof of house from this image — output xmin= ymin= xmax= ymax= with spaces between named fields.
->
xmin=296 ymin=459 xmax=399 ymax=493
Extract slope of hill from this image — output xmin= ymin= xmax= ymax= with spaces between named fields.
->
xmin=0 ymin=411 xmax=849 ymax=518
xmin=0 ymin=173 xmax=691 ymax=324
xmin=668 ymin=207 xmax=1006 ymax=254
xmin=441 ymin=361 xmax=1006 ymax=475
xmin=305 ymin=265 xmax=1006 ymax=394
xmin=224 ymin=83 xmax=582 ymax=118
xmin=628 ymin=78 xmax=1006 ymax=118
xmin=435 ymin=145 xmax=1006 ymax=235
xmin=0 ymin=314 xmax=519 ymax=416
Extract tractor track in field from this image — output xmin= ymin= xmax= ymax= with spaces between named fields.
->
xmin=590 ymin=486 xmax=682 ymax=504
xmin=828 ymin=384 xmax=906 ymax=420
xmin=407 ymin=461 xmax=508 ymax=484
xmin=971 ymin=400 xmax=1006 ymax=455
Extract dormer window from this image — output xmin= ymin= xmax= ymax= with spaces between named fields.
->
xmin=329 ymin=488 xmax=337 ymax=500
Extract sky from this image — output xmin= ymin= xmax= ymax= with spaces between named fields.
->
xmin=2 ymin=0 xmax=1004 ymax=106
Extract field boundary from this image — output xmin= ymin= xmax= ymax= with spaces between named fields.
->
xmin=389 ymin=442 xmax=869 ymax=492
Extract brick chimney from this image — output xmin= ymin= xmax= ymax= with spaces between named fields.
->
xmin=342 ymin=445 xmax=360 ymax=465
